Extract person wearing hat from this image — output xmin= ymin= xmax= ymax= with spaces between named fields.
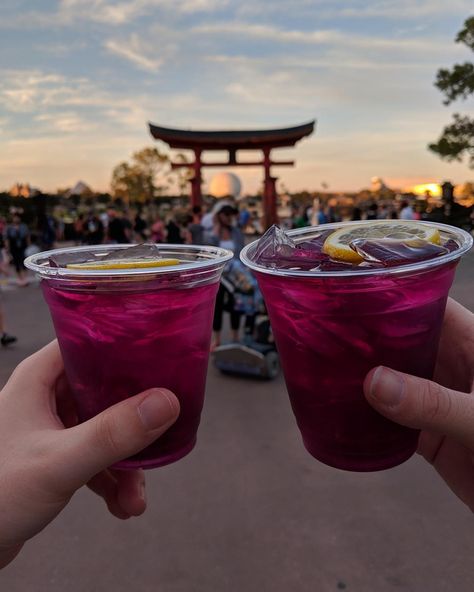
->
xmin=209 ymin=203 xmax=245 ymax=349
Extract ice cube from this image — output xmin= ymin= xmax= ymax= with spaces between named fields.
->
xmin=253 ymin=226 xmax=330 ymax=269
xmin=297 ymin=229 xmax=333 ymax=251
xmin=443 ymin=238 xmax=459 ymax=253
xmin=49 ymin=252 xmax=96 ymax=268
xmin=101 ymin=243 xmax=162 ymax=261
xmin=49 ymin=243 xmax=162 ymax=268
xmin=350 ymin=238 xmax=449 ymax=267
xmin=254 ymin=225 xmax=296 ymax=261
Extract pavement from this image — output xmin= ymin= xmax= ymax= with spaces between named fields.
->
xmin=1 ymin=249 xmax=473 ymax=592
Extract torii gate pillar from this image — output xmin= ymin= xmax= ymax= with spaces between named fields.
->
xmin=190 ymin=149 xmax=202 ymax=208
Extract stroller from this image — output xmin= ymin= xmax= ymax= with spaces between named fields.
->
xmin=213 ymin=259 xmax=280 ymax=380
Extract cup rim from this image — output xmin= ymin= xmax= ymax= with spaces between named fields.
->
xmin=25 ymin=243 xmax=234 ymax=279
xmin=240 ymin=220 xmax=473 ymax=278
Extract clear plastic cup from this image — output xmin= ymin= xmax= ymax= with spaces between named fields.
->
xmin=26 ymin=243 xmax=233 ymax=469
xmin=241 ymin=221 xmax=473 ymax=471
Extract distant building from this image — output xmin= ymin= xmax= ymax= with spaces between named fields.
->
xmin=208 ymin=172 xmax=242 ymax=199
xmin=65 ymin=181 xmax=93 ymax=197
xmin=9 ymin=183 xmax=39 ymax=198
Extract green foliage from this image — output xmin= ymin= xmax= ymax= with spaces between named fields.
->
xmin=430 ymin=16 xmax=474 ymax=167
xmin=429 ymin=114 xmax=474 ymax=166
xmin=111 ymin=147 xmax=170 ymax=203
xmin=110 ymin=147 xmax=193 ymax=202
xmin=456 ymin=16 xmax=474 ymax=50
xmin=435 ymin=63 xmax=474 ymax=104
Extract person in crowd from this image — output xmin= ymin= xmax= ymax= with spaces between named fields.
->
xmin=238 ymin=205 xmax=251 ymax=231
xmin=150 ymin=215 xmax=165 ymax=243
xmin=24 ymin=233 xmax=41 ymax=259
xmin=187 ymin=205 xmax=204 ymax=245
xmin=0 ymin=300 xmax=16 ymax=347
xmin=292 ymin=205 xmax=308 ymax=228
xmin=166 ymin=214 xmax=185 ymax=244
xmin=74 ymin=214 xmax=84 ymax=244
xmin=134 ymin=210 xmax=148 ymax=242
xmin=200 ymin=204 xmax=215 ymax=243
xmin=39 ymin=213 xmax=56 ymax=250
xmin=82 ymin=212 xmax=104 ymax=245
xmin=413 ymin=205 xmax=422 ymax=221
xmin=107 ymin=210 xmax=131 ymax=244
xmin=399 ymin=200 xmax=415 ymax=220
xmin=0 ymin=221 xmax=10 ymax=278
xmin=99 ymin=210 xmax=109 ymax=235
xmin=209 ymin=204 xmax=245 ymax=349
xmin=377 ymin=204 xmax=390 ymax=219
xmin=351 ymin=206 xmax=362 ymax=221
xmin=6 ymin=214 xmax=29 ymax=286
xmin=366 ymin=203 xmax=378 ymax=220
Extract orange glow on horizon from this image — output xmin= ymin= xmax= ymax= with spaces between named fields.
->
xmin=406 ymin=183 xmax=442 ymax=197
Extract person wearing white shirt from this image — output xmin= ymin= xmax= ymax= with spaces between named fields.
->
xmin=399 ymin=201 xmax=414 ymax=220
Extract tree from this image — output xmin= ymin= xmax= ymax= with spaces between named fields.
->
xmin=429 ymin=16 xmax=474 ymax=167
xmin=111 ymin=147 xmax=194 ymax=202
xmin=111 ymin=147 xmax=170 ymax=203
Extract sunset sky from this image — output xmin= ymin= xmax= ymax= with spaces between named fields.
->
xmin=0 ymin=0 xmax=473 ymax=195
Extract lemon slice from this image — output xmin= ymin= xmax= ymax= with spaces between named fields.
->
xmin=322 ymin=222 xmax=441 ymax=264
xmin=66 ymin=258 xmax=180 ymax=270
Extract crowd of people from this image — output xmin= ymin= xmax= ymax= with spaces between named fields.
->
xmin=0 ymin=195 xmax=457 ymax=351
xmin=289 ymin=198 xmax=420 ymax=229
xmin=0 ymin=200 xmax=254 ymax=349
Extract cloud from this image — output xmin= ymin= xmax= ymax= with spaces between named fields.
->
xmin=0 ymin=70 xmax=97 ymax=113
xmin=338 ymin=0 xmax=473 ymax=19
xmin=192 ymin=22 xmax=452 ymax=53
xmin=104 ymin=34 xmax=164 ymax=71
xmin=0 ymin=0 xmax=230 ymax=29
xmin=35 ymin=112 xmax=96 ymax=133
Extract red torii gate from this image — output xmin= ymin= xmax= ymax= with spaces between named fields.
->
xmin=148 ymin=121 xmax=315 ymax=229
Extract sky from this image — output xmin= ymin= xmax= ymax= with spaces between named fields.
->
xmin=0 ymin=0 xmax=473 ymax=195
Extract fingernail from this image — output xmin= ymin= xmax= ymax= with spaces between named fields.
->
xmin=138 ymin=389 xmax=178 ymax=431
xmin=369 ymin=367 xmax=404 ymax=407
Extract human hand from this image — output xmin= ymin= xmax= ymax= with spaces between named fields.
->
xmin=364 ymin=298 xmax=474 ymax=510
xmin=0 ymin=341 xmax=179 ymax=568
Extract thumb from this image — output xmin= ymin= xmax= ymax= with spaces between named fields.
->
xmin=57 ymin=388 xmax=180 ymax=488
xmin=364 ymin=367 xmax=474 ymax=448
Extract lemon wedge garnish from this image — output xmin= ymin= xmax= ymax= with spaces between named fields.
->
xmin=66 ymin=258 xmax=180 ymax=270
xmin=322 ymin=222 xmax=441 ymax=264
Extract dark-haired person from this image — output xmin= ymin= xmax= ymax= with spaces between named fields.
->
xmin=209 ymin=204 xmax=244 ymax=349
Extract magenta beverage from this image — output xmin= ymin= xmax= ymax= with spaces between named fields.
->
xmin=26 ymin=243 xmax=232 ymax=469
xmin=241 ymin=221 xmax=472 ymax=471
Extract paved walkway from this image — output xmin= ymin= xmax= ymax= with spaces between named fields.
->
xmin=1 ymin=250 xmax=473 ymax=592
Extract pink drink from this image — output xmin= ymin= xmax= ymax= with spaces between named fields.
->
xmin=241 ymin=222 xmax=472 ymax=471
xmin=26 ymin=244 xmax=232 ymax=469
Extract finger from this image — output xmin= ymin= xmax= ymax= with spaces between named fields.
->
xmin=112 ymin=469 xmax=147 ymax=517
xmin=364 ymin=367 xmax=474 ymax=448
xmin=55 ymin=388 xmax=180 ymax=489
xmin=87 ymin=471 xmax=131 ymax=520
xmin=5 ymin=340 xmax=63 ymax=395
